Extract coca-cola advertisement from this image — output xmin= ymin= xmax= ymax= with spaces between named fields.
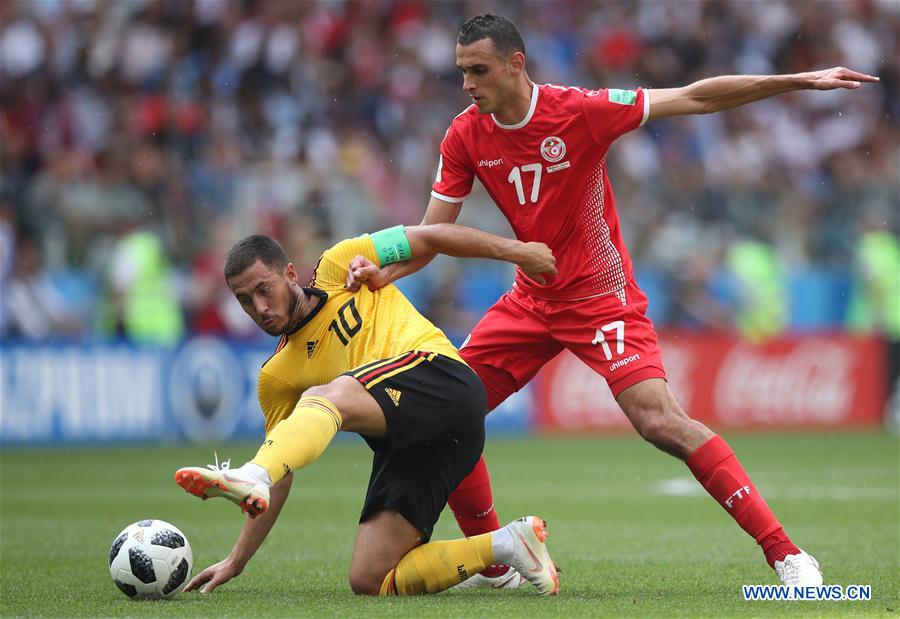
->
xmin=534 ymin=333 xmax=886 ymax=431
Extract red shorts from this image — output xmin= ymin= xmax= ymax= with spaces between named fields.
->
xmin=459 ymin=280 xmax=666 ymax=410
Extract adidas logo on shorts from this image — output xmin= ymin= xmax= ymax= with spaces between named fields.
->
xmin=385 ymin=388 xmax=402 ymax=407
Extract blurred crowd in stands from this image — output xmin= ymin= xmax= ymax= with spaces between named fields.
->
xmin=1 ymin=0 xmax=897 ymax=345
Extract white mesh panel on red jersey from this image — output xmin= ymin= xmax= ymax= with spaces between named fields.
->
xmin=581 ymin=158 xmax=627 ymax=302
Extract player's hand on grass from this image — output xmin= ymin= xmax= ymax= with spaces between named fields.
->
xmin=346 ymin=255 xmax=390 ymax=292
xmin=184 ymin=558 xmax=242 ymax=593
xmin=806 ymin=67 xmax=879 ymax=90
xmin=517 ymin=241 xmax=557 ymax=285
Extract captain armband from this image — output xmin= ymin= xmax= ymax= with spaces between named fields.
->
xmin=370 ymin=225 xmax=412 ymax=267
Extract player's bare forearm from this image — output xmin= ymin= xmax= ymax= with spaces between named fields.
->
xmin=684 ymin=74 xmax=808 ymax=114
xmin=406 ymin=223 xmax=557 ymax=283
xmin=384 ymin=255 xmax=435 ymax=283
xmin=183 ymin=474 xmax=293 ymax=593
xmin=648 ymin=67 xmax=878 ymax=121
xmin=407 ymin=223 xmax=518 ymax=261
xmin=354 ymin=224 xmax=518 ymax=286
xmin=227 ymin=474 xmax=293 ymax=571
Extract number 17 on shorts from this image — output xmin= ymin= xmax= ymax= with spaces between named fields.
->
xmin=555 ymin=283 xmax=667 ymax=398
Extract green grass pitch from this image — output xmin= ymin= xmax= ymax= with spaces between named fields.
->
xmin=2 ymin=433 xmax=898 ymax=617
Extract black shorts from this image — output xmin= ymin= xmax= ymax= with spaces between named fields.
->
xmin=344 ymin=352 xmax=486 ymax=542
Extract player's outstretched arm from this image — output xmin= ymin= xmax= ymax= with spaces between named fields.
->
xmin=183 ymin=474 xmax=293 ymax=593
xmin=346 ymin=197 xmax=461 ymax=292
xmin=404 ymin=223 xmax=558 ymax=285
xmin=647 ymin=66 xmax=879 ymax=122
xmin=349 ymin=223 xmax=557 ymax=287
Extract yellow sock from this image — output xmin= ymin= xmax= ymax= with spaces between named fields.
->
xmin=251 ymin=396 xmax=341 ymax=484
xmin=379 ymin=533 xmax=495 ymax=595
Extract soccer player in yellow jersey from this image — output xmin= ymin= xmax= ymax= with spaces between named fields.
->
xmin=174 ymin=223 xmax=560 ymax=596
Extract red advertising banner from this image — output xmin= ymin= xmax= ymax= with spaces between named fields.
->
xmin=533 ymin=333 xmax=886 ymax=431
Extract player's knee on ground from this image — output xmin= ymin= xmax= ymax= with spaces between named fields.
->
xmin=348 ymin=563 xmax=391 ymax=596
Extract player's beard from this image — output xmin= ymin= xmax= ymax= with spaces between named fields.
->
xmin=258 ymin=283 xmax=302 ymax=336
xmin=280 ymin=284 xmax=301 ymax=335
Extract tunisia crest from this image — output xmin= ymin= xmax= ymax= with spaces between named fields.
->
xmin=540 ymin=136 xmax=566 ymax=162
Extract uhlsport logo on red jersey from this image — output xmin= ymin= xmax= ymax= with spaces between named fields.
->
xmin=540 ymin=136 xmax=566 ymax=162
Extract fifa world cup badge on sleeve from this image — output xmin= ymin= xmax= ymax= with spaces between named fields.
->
xmin=608 ymin=89 xmax=637 ymax=105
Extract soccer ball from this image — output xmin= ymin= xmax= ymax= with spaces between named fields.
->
xmin=108 ymin=519 xmax=193 ymax=599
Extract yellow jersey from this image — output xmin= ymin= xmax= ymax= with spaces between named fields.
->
xmin=258 ymin=236 xmax=465 ymax=434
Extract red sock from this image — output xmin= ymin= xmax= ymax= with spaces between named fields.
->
xmin=686 ymin=435 xmax=800 ymax=568
xmin=448 ymin=455 xmax=507 ymax=578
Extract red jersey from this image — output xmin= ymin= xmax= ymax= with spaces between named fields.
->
xmin=432 ymin=83 xmax=649 ymax=301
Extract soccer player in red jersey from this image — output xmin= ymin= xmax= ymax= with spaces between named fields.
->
xmin=347 ymin=13 xmax=879 ymax=587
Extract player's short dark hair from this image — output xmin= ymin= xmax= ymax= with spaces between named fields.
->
xmin=457 ymin=13 xmax=525 ymax=58
xmin=224 ymin=234 xmax=288 ymax=280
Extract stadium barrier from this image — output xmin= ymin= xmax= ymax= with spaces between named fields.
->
xmin=0 ymin=333 xmax=886 ymax=444
xmin=1 ymin=337 xmax=268 ymax=444
xmin=0 ymin=337 xmax=532 ymax=445
xmin=534 ymin=333 xmax=887 ymax=431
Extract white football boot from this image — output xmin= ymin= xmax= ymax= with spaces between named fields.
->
xmin=774 ymin=550 xmax=823 ymax=586
xmin=174 ymin=454 xmax=270 ymax=518
xmin=453 ymin=565 xmax=526 ymax=589
xmin=494 ymin=516 xmax=559 ymax=595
